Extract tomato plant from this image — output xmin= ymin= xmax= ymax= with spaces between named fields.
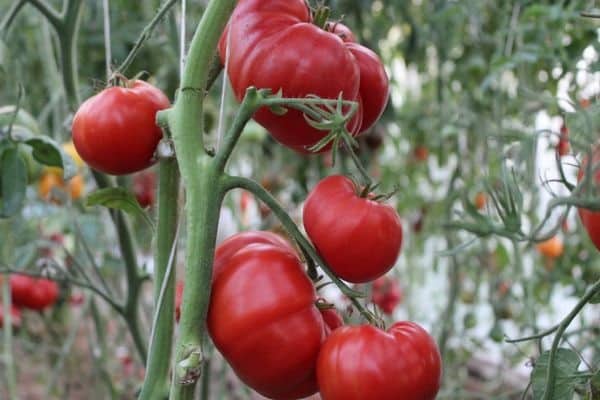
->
xmin=72 ymin=80 xmax=170 ymax=175
xmin=9 ymin=274 xmax=59 ymax=311
xmin=303 ymin=175 xmax=402 ymax=283
xmin=317 ymin=321 xmax=442 ymax=400
xmin=219 ymin=0 xmax=388 ymax=153
xmin=208 ymin=231 xmax=339 ymax=399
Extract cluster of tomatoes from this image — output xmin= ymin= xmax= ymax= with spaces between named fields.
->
xmin=204 ymin=2 xmax=441 ymax=399
xmin=0 ymin=274 xmax=59 ymax=329
xmin=67 ymin=0 xmax=443 ymax=398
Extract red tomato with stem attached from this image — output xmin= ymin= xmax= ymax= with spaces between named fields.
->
xmin=208 ymin=231 xmax=341 ymax=399
xmin=72 ymin=80 xmax=170 ymax=175
xmin=10 ymin=274 xmax=59 ymax=311
xmin=219 ymin=0 xmax=389 ymax=153
xmin=317 ymin=322 xmax=442 ymax=400
xmin=371 ymin=276 xmax=403 ymax=315
xmin=578 ymin=146 xmax=600 ymax=251
xmin=303 ymin=175 xmax=403 ymax=283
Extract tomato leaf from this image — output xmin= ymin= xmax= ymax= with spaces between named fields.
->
xmin=0 ymin=147 xmax=27 ymax=218
xmin=591 ymin=369 xmax=600 ymax=395
xmin=85 ymin=188 xmax=154 ymax=229
xmin=24 ymin=136 xmax=76 ymax=179
xmin=532 ymin=348 xmax=581 ymax=400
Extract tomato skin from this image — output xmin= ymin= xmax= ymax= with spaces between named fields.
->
xmin=578 ymin=148 xmax=600 ymax=251
xmin=132 ymin=170 xmax=157 ymax=208
xmin=303 ymin=175 xmax=403 ymax=283
xmin=371 ymin=276 xmax=402 ymax=315
xmin=208 ymin=232 xmax=335 ymax=399
xmin=535 ymin=236 xmax=564 ymax=259
xmin=317 ymin=322 xmax=442 ymax=400
xmin=219 ymin=0 xmax=388 ymax=153
xmin=10 ymin=274 xmax=59 ymax=311
xmin=72 ymin=80 xmax=170 ymax=175
xmin=474 ymin=192 xmax=487 ymax=210
xmin=557 ymin=123 xmax=570 ymax=156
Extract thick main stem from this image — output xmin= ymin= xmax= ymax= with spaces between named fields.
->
xmin=169 ymin=164 xmax=224 ymax=399
xmin=167 ymin=1 xmax=237 ymax=398
xmin=139 ymin=157 xmax=180 ymax=400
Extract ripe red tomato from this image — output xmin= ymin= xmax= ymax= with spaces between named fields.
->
xmin=132 ymin=170 xmax=157 ymax=208
xmin=317 ymin=322 xmax=442 ymax=400
xmin=72 ymin=80 xmax=170 ymax=175
xmin=414 ymin=145 xmax=429 ymax=161
xmin=557 ymin=123 xmax=570 ymax=156
xmin=303 ymin=175 xmax=403 ymax=283
xmin=219 ymin=0 xmax=389 ymax=153
xmin=208 ymin=231 xmax=340 ymax=399
xmin=371 ymin=276 xmax=403 ymax=315
xmin=578 ymin=147 xmax=600 ymax=251
xmin=0 ymin=304 xmax=22 ymax=329
xmin=10 ymin=274 xmax=59 ymax=311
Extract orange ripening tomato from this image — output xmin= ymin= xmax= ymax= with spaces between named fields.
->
xmin=536 ymin=236 xmax=564 ymax=259
xmin=474 ymin=192 xmax=487 ymax=210
xmin=38 ymin=171 xmax=84 ymax=202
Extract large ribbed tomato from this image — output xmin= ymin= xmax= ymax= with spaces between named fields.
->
xmin=578 ymin=146 xmax=600 ymax=251
xmin=207 ymin=231 xmax=340 ymax=399
xmin=219 ymin=0 xmax=389 ymax=153
xmin=10 ymin=274 xmax=59 ymax=311
xmin=72 ymin=80 xmax=170 ymax=175
xmin=317 ymin=322 xmax=442 ymax=400
xmin=303 ymin=175 xmax=403 ymax=283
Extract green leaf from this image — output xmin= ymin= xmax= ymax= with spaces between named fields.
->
xmin=24 ymin=136 xmax=76 ymax=179
xmin=85 ymin=188 xmax=154 ymax=229
xmin=591 ymin=369 xmax=600 ymax=395
xmin=0 ymin=147 xmax=27 ymax=218
xmin=532 ymin=348 xmax=581 ymax=400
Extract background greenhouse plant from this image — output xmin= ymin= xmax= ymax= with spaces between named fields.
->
xmin=0 ymin=0 xmax=599 ymax=399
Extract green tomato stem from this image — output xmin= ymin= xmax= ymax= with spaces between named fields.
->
xmin=166 ymin=1 xmax=236 ymax=398
xmin=541 ymin=278 xmax=600 ymax=400
xmin=138 ymin=156 xmax=180 ymax=400
xmin=169 ymin=163 xmax=224 ymax=400
xmin=116 ymin=0 xmax=179 ymax=75
xmin=92 ymin=171 xmax=147 ymax=364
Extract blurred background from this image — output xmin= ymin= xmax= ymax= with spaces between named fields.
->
xmin=1 ymin=0 xmax=600 ymax=399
